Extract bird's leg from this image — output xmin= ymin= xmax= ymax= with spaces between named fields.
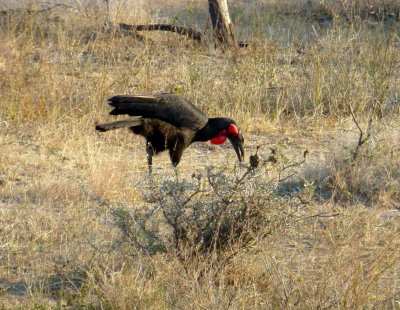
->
xmin=174 ymin=165 xmax=179 ymax=182
xmin=170 ymin=157 xmax=181 ymax=181
xmin=169 ymin=143 xmax=184 ymax=169
xmin=146 ymin=142 xmax=154 ymax=174
xmin=170 ymin=141 xmax=184 ymax=181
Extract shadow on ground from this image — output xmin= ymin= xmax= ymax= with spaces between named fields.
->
xmin=1 ymin=272 xmax=85 ymax=297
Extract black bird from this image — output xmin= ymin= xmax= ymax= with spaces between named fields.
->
xmin=95 ymin=94 xmax=244 ymax=172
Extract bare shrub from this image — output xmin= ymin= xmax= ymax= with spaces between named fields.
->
xmin=310 ymin=121 xmax=400 ymax=207
xmin=110 ymin=149 xmax=310 ymax=259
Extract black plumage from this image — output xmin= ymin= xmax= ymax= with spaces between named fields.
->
xmin=96 ymin=93 xmax=244 ymax=172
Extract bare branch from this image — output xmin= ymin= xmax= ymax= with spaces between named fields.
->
xmin=107 ymin=22 xmax=249 ymax=47
xmin=117 ymin=23 xmax=204 ymax=42
xmin=348 ymin=103 xmax=373 ymax=160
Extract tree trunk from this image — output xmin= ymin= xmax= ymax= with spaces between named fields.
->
xmin=208 ymin=0 xmax=236 ymax=46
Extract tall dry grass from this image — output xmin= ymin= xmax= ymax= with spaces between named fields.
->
xmin=0 ymin=0 xmax=399 ymax=308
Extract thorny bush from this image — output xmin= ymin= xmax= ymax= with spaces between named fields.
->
xmin=111 ymin=149 xmax=312 ymax=258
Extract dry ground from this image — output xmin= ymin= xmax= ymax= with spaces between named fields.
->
xmin=1 ymin=0 xmax=400 ymax=308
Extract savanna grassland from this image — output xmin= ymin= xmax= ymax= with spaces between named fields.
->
xmin=1 ymin=0 xmax=400 ymax=308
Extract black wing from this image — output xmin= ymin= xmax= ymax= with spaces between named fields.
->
xmin=108 ymin=94 xmax=208 ymax=131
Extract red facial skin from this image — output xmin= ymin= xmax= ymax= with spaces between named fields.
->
xmin=228 ymin=123 xmax=239 ymax=136
xmin=210 ymin=124 xmax=239 ymax=145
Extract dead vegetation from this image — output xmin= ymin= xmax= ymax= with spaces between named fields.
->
xmin=0 ymin=0 xmax=399 ymax=308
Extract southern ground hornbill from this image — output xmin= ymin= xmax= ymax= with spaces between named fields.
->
xmin=95 ymin=93 xmax=244 ymax=172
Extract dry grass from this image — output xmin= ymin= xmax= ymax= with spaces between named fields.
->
xmin=0 ymin=0 xmax=400 ymax=308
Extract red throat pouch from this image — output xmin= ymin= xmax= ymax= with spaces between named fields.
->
xmin=210 ymin=129 xmax=227 ymax=145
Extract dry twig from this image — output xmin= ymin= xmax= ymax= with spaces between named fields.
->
xmin=348 ymin=103 xmax=373 ymax=161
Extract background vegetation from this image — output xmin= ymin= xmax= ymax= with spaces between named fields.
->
xmin=0 ymin=0 xmax=399 ymax=308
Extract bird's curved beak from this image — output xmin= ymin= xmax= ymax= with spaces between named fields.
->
xmin=228 ymin=131 xmax=245 ymax=162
